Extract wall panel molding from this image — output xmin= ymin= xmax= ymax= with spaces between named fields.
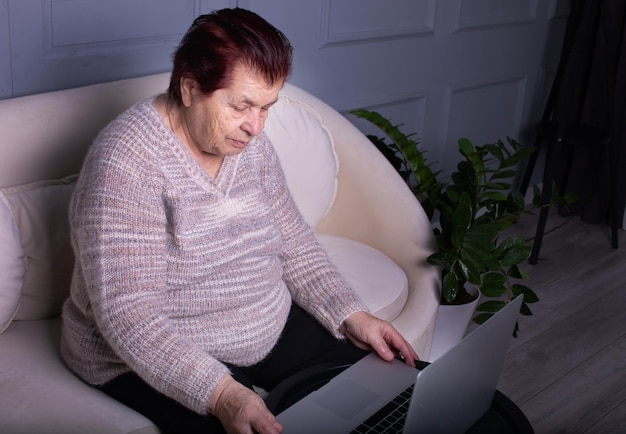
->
xmin=319 ymin=0 xmax=435 ymax=47
xmin=6 ymin=0 xmax=229 ymax=96
xmin=453 ymin=0 xmax=537 ymax=32
xmin=0 ymin=0 xmax=11 ymax=98
xmin=333 ymin=89 xmax=427 ymax=114
xmin=342 ymin=93 xmax=428 ymax=150
xmin=45 ymin=0 xmax=197 ymax=55
xmin=439 ymin=75 xmax=527 ymax=173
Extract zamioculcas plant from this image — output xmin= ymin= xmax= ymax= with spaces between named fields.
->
xmin=351 ymin=109 xmax=576 ymax=330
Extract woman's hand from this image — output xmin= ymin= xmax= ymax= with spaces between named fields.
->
xmin=211 ymin=375 xmax=282 ymax=434
xmin=340 ymin=311 xmax=419 ymax=367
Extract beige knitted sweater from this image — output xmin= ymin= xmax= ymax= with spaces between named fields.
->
xmin=60 ymin=98 xmax=366 ymax=415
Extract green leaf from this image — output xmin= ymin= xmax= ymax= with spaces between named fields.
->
xmin=487 ymin=143 xmax=505 ymax=163
xmin=457 ymin=257 xmax=481 ymax=285
xmin=472 ymin=312 xmax=493 ymax=325
xmin=451 ymin=193 xmax=473 ymax=248
xmin=462 ymin=224 xmax=499 ymax=257
xmin=500 ymin=243 xmax=531 ymax=266
xmin=454 ymin=161 xmax=478 ymax=195
xmin=458 ymin=137 xmax=474 ymax=156
xmin=507 ymin=264 xmax=529 ymax=280
xmin=484 ymin=182 xmax=511 ymax=190
xmin=491 ymin=169 xmax=516 ymax=179
xmin=480 ymin=272 xmax=507 ymax=297
xmin=495 ymin=235 xmax=525 ymax=254
xmin=426 ymin=251 xmax=446 ymax=267
xmin=511 ymin=284 xmax=539 ymax=303
xmin=482 ymin=191 xmax=508 ymax=202
xmin=520 ymin=302 xmax=533 ymax=316
xmin=445 ymin=186 xmax=461 ymax=204
xmin=476 ymin=300 xmax=507 ymax=313
xmin=442 ymin=272 xmax=459 ymax=303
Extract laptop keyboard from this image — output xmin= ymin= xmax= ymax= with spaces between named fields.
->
xmin=350 ymin=384 xmax=414 ymax=434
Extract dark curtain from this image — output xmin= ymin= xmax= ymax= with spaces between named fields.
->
xmin=547 ymin=0 xmax=626 ymax=226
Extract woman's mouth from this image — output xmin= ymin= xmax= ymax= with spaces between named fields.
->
xmin=230 ymin=138 xmax=249 ymax=148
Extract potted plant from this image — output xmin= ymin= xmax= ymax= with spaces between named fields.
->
xmin=350 ymin=109 xmax=573 ymax=342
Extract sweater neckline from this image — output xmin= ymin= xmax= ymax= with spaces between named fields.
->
xmin=145 ymin=97 xmax=239 ymax=196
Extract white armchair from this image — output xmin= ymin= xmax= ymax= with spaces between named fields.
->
xmin=264 ymin=83 xmax=440 ymax=354
xmin=0 ymin=74 xmax=440 ymax=433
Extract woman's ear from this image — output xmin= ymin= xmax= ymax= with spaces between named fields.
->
xmin=179 ymin=77 xmax=196 ymax=108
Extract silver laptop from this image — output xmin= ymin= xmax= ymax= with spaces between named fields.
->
xmin=276 ymin=295 xmax=523 ymax=433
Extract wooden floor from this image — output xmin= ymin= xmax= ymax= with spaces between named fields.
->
xmin=493 ymin=209 xmax=626 ymax=433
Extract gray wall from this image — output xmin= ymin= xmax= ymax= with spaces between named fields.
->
xmin=0 ymin=0 xmax=567 ymax=178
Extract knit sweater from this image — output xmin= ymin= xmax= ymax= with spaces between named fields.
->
xmin=60 ymin=98 xmax=366 ymax=415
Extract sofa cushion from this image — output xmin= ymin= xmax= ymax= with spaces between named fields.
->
xmin=0 ymin=175 xmax=77 ymax=328
xmin=264 ymin=92 xmax=338 ymax=228
xmin=317 ymin=234 xmax=408 ymax=321
xmin=0 ymin=318 xmax=158 ymax=433
xmin=0 ymin=194 xmax=23 ymax=333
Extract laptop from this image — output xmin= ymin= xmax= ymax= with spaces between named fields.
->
xmin=275 ymin=295 xmax=523 ymax=433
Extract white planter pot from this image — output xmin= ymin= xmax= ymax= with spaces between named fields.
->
xmin=428 ymin=285 xmax=479 ymax=362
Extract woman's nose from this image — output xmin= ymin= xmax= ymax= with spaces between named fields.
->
xmin=242 ymin=110 xmax=264 ymax=136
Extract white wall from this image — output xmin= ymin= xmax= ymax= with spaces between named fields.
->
xmin=246 ymin=0 xmax=568 ymax=178
xmin=0 ymin=0 xmax=568 ymax=179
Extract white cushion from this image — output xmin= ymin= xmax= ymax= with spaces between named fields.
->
xmin=264 ymin=92 xmax=338 ymax=228
xmin=0 ymin=318 xmax=158 ymax=433
xmin=0 ymin=175 xmax=77 ymax=328
xmin=317 ymin=234 xmax=408 ymax=321
xmin=0 ymin=194 xmax=23 ymax=333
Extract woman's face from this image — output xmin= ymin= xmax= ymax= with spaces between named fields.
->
xmin=179 ymin=64 xmax=283 ymax=163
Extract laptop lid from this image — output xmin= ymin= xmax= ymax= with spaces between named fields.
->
xmin=276 ymin=295 xmax=522 ymax=433
xmin=403 ymin=294 xmax=523 ymax=433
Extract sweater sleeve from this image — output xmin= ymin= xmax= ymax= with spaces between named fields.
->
xmin=70 ymin=124 xmax=229 ymax=415
xmin=260 ymin=135 xmax=368 ymax=336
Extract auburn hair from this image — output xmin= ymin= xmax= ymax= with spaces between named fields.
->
xmin=168 ymin=8 xmax=293 ymax=103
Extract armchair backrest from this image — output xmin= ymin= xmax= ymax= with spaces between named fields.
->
xmin=264 ymin=85 xmax=340 ymax=228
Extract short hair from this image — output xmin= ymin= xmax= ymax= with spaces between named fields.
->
xmin=168 ymin=8 xmax=293 ymax=103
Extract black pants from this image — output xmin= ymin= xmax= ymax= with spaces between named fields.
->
xmin=99 ymin=304 xmax=368 ymax=433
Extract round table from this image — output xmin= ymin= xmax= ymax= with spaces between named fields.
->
xmin=265 ymin=361 xmax=534 ymax=433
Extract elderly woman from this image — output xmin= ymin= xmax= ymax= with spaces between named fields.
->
xmin=60 ymin=8 xmax=417 ymax=434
